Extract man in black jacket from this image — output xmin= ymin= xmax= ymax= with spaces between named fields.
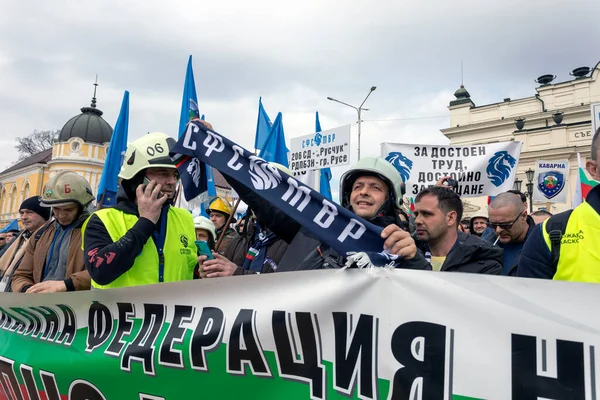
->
xmin=212 ymin=156 xmax=430 ymax=274
xmin=414 ymin=186 xmax=503 ymax=274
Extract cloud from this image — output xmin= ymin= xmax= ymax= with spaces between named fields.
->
xmin=0 ymin=0 xmax=598 ymax=177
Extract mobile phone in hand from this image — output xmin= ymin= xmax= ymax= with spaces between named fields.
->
xmin=195 ymin=240 xmax=214 ymax=259
xmin=143 ymin=177 xmax=164 ymax=198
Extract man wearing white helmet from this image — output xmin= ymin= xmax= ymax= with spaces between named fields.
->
xmin=82 ymin=133 xmax=199 ymax=288
xmin=218 ymin=156 xmax=430 ymax=273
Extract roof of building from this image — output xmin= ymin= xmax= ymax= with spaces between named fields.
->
xmin=0 ymin=148 xmax=52 ymax=175
xmin=449 ymin=85 xmax=474 ymax=107
xmin=212 ymin=168 xmax=230 ymax=188
xmin=58 ymin=97 xmax=113 ymax=145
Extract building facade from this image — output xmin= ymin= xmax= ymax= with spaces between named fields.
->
xmin=0 ymin=96 xmax=112 ymax=228
xmin=441 ymin=62 xmax=600 ymax=215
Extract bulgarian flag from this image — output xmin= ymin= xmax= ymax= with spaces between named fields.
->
xmin=572 ymin=153 xmax=599 ymax=207
xmin=406 ymin=197 xmax=416 ymax=216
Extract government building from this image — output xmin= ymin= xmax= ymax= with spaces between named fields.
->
xmin=442 ymin=62 xmax=600 ymax=215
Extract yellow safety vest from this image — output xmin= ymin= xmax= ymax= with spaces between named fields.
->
xmin=82 ymin=207 xmax=197 ymax=289
xmin=542 ymin=202 xmax=600 ymax=282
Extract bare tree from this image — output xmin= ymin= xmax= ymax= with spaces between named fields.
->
xmin=15 ymin=129 xmax=57 ymax=161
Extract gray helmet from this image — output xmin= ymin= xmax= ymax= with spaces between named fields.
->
xmin=41 ymin=171 xmax=94 ymax=208
xmin=339 ymin=156 xmax=405 ymax=209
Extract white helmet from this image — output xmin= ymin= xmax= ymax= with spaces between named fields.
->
xmin=339 ymin=156 xmax=405 ymax=209
xmin=119 ymin=132 xmax=178 ymax=181
xmin=193 ymin=216 xmax=217 ymax=242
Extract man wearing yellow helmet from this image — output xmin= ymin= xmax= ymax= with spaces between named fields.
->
xmin=206 ymin=197 xmax=239 ymax=254
xmin=82 ymin=133 xmax=199 ymax=288
xmin=12 ymin=172 xmax=93 ymax=293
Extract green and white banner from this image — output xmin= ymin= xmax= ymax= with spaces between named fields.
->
xmin=1 ymin=269 xmax=599 ymax=399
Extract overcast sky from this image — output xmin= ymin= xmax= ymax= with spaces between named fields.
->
xmin=1 ymin=0 xmax=599 ymax=199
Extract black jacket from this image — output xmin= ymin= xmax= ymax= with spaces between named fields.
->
xmin=419 ymin=232 xmax=504 ymax=274
xmin=223 ymin=173 xmax=431 ymax=272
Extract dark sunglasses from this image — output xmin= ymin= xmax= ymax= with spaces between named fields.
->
xmin=489 ymin=212 xmax=524 ymax=230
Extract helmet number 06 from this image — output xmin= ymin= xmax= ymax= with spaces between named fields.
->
xmin=64 ymin=184 xmax=71 ymax=194
xmin=146 ymin=143 xmax=165 ymax=157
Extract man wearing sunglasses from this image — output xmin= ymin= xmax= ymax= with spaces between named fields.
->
xmin=487 ymin=192 xmax=536 ymax=275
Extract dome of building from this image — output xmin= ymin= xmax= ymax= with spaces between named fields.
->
xmin=58 ymin=94 xmax=113 ymax=145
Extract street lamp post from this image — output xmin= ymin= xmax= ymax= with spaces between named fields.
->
xmin=513 ymin=178 xmax=522 ymax=192
xmin=327 ymin=86 xmax=377 ymax=160
xmin=525 ymin=168 xmax=535 ymax=213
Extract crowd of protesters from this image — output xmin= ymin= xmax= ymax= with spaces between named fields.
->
xmin=0 ymin=123 xmax=598 ymax=293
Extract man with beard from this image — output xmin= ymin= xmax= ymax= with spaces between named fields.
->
xmin=206 ymin=156 xmax=430 ymax=274
xmin=82 ymin=133 xmax=199 ymax=289
xmin=11 ymin=173 xmax=94 ymax=293
xmin=413 ymin=186 xmax=502 ymax=274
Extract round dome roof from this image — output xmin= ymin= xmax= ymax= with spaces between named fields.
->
xmin=58 ymin=100 xmax=113 ymax=145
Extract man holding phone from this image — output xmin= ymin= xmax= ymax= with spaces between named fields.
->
xmin=82 ymin=133 xmax=199 ymax=288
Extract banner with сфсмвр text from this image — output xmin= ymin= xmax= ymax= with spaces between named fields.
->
xmin=0 ymin=269 xmax=598 ymax=399
xmin=381 ymin=141 xmax=522 ymax=197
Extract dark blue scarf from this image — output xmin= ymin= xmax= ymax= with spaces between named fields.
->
xmin=170 ymin=121 xmax=401 ymax=268
xmin=241 ymin=223 xmax=279 ymax=273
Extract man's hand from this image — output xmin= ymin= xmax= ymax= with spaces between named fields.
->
xmin=381 ymin=224 xmax=417 ymax=259
xmin=198 ymin=253 xmax=238 ymax=278
xmin=136 ymin=179 xmax=167 ymax=224
xmin=25 ymin=280 xmax=67 ymax=294
xmin=435 ymin=175 xmax=452 ymax=187
xmin=189 ymin=119 xmax=214 ymax=131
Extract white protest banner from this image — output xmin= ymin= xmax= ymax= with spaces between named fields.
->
xmin=592 ymin=102 xmax=600 ymax=137
xmin=381 ymin=141 xmax=523 ymax=197
xmin=289 ymin=125 xmax=351 ymax=173
xmin=533 ymin=159 xmax=570 ymax=202
xmin=1 ymin=269 xmax=598 ymax=399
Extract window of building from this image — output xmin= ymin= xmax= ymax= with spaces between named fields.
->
xmin=70 ymin=140 xmax=82 ymax=153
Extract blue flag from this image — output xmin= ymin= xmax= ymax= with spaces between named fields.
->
xmin=254 ymin=97 xmax=273 ymax=150
xmin=178 ymin=56 xmax=198 ymax=139
xmin=97 ymin=90 xmax=129 ymax=207
xmin=258 ymin=112 xmax=289 ymax=167
xmin=1 ymin=219 xmax=19 ymax=233
xmin=177 ymin=56 xmax=216 ymax=214
xmin=316 ymin=112 xmax=333 ymax=200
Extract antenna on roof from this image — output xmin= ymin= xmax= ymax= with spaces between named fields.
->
xmin=91 ymin=74 xmax=99 ymax=108
xmin=461 ymin=59 xmax=464 ymax=87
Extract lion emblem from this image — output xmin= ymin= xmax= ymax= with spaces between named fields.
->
xmin=186 ymin=158 xmax=202 ymax=187
xmin=486 ymin=151 xmax=517 ymax=187
xmin=385 ymin=152 xmax=414 ymax=182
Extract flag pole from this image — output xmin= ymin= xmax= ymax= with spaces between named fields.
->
xmin=215 ymin=198 xmax=241 ymax=252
